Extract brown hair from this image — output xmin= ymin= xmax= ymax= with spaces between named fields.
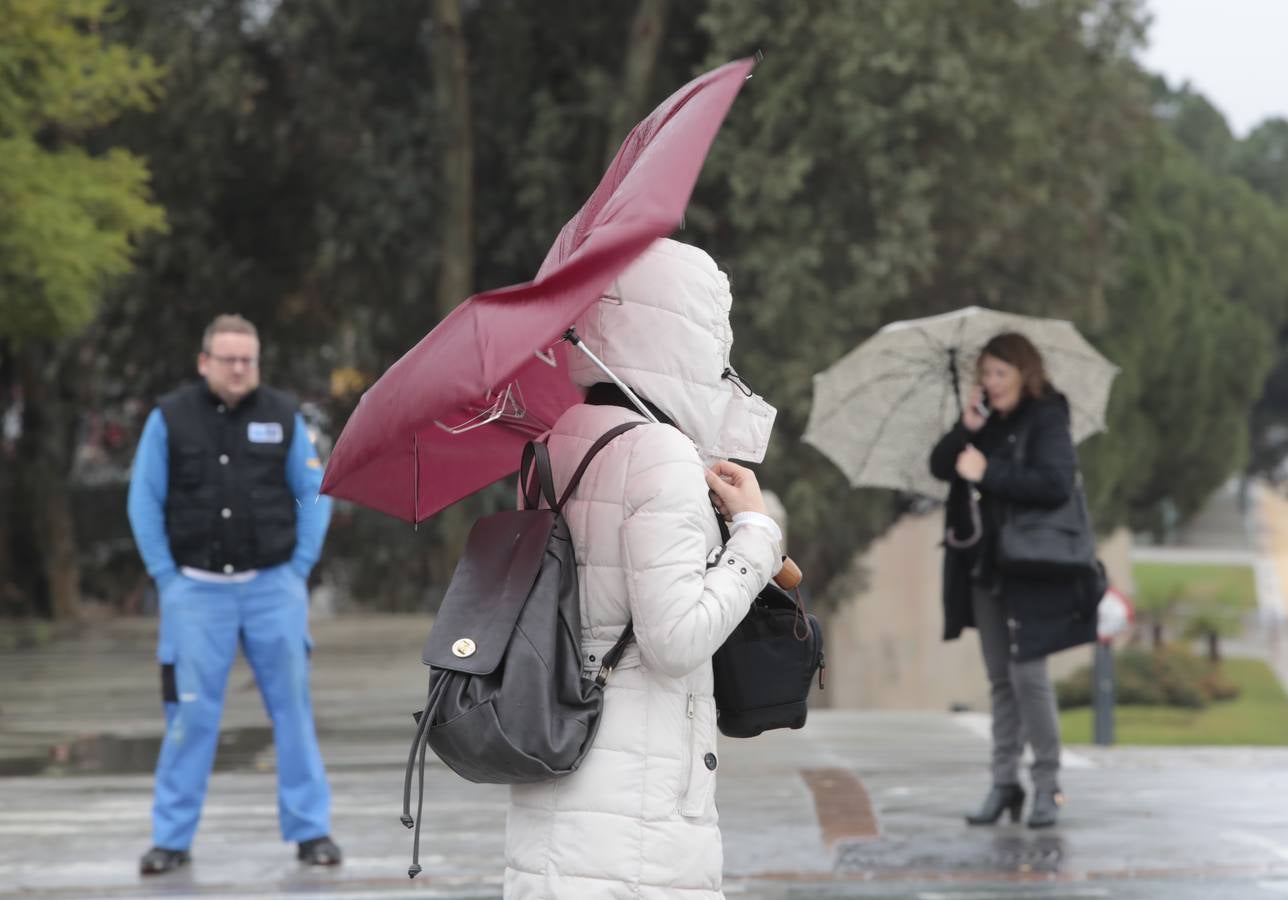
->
xmin=977 ymin=332 xmax=1049 ymax=399
xmin=202 ymin=314 xmax=258 ymax=352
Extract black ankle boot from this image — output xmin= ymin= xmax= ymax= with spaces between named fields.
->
xmin=965 ymin=783 xmax=1025 ymax=825
xmin=139 ymin=846 xmax=190 ymax=875
xmin=298 ymin=835 xmax=343 ymax=866
xmin=1027 ymin=788 xmax=1063 ymax=828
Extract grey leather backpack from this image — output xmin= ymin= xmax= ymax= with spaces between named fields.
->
xmin=400 ymin=422 xmax=640 ymax=877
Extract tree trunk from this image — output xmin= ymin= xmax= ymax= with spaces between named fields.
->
xmin=0 ymin=341 xmax=22 ymax=615
xmin=604 ymin=0 xmax=669 ymax=167
xmin=1207 ymin=631 xmax=1220 ymax=664
xmin=1151 ymin=620 xmax=1163 ymax=649
xmin=431 ymin=0 xmax=474 ymax=319
xmin=17 ymin=341 xmax=82 ymax=620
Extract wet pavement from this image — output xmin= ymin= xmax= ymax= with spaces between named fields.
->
xmin=5 ymin=616 xmax=1288 ymax=898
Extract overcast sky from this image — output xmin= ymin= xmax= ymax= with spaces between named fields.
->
xmin=1141 ymin=0 xmax=1288 ymax=136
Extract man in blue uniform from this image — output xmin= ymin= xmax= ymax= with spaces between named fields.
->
xmin=127 ymin=314 xmax=339 ymax=874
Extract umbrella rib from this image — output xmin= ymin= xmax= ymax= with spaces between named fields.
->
xmin=893 ymin=319 xmax=954 ymax=356
xmin=874 ymin=346 xmax=947 ymax=369
xmin=1064 ymin=393 xmax=1109 ymax=436
xmin=826 ymin=365 xmax=939 ymax=410
xmin=849 ymin=366 xmax=944 ymax=486
xmin=1037 ymin=344 xmax=1117 ymax=370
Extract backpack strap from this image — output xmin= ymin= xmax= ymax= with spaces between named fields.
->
xmin=552 ymin=419 xmax=644 ymax=685
xmin=555 ymin=421 xmax=644 ymax=512
xmin=520 ymin=441 xmax=558 ymax=510
xmin=594 ymin=622 xmax=635 ymax=687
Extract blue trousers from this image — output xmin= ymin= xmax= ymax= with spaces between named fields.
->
xmin=153 ymin=564 xmax=331 ymax=850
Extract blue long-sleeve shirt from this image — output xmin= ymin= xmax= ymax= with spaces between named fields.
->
xmin=127 ymin=408 xmax=333 ymax=587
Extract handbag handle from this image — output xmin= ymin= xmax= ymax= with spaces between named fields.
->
xmin=944 ymin=486 xmax=983 ymax=548
xmin=714 ymin=511 xmax=810 ymax=637
xmin=712 ymin=507 xmax=803 ymax=590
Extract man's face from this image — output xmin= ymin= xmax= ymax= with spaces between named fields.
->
xmin=198 ymin=332 xmax=261 ymax=405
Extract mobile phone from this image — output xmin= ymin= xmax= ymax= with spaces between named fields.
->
xmin=973 ymin=392 xmax=991 ymax=420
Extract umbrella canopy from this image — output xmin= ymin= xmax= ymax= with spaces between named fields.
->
xmin=802 ymin=305 xmax=1118 ymax=500
xmin=321 ymin=58 xmax=755 ymax=522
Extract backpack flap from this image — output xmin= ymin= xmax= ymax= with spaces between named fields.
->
xmin=422 ymin=508 xmax=557 ymax=675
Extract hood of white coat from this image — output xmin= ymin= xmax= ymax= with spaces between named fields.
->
xmin=569 ymin=238 xmax=776 ymax=463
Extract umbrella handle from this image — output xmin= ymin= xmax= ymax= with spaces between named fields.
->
xmin=943 ymin=488 xmax=984 ymax=549
xmin=774 ymin=556 xmax=803 ymax=591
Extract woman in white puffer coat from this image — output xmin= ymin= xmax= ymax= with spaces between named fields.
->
xmin=503 ymin=238 xmax=783 ymax=900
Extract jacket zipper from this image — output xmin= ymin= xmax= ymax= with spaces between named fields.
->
xmin=680 ymin=692 xmax=696 ymax=809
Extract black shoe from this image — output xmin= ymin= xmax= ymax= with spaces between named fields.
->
xmin=965 ymin=783 xmax=1025 ymax=825
xmin=1028 ymin=788 xmax=1064 ymax=828
xmin=298 ymin=835 xmax=343 ymax=866
xmin=139 ymin=846 xmax=190 ymax=875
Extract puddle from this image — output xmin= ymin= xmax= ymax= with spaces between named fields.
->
xmin=0 ymin=726 xmax=274 ymax=777
xmin=835 ymin=833 xmax=1067 ymax=875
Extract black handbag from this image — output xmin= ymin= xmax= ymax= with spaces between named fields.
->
xmin=996 ymin=420 xmax=1098 ymax=576
xmin=711 ymin=516 xmax=825 ymax=738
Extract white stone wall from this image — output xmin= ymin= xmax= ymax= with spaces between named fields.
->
xmin=819 ymin=511 xmax=1134 ymax=711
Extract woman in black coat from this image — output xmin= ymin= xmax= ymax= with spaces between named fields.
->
xmin=929 ymin=332 xmax=1098 ymax=830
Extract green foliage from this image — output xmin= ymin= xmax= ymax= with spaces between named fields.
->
xmin=1130 ymin=562 xmax=1254 ymax=654
xmin=1056 ymin=645 xmax=1240 ymax=710
xmin=692 ymin=0 xmax=1150 ymax=592
xmin=1060 ymin=657 xmax=1288 ymax=745
xmin=1080 ymin=123 xmax=1287 ymax=532
xmin=0 ymin=0 xmax=165 ymax=341
xmin=1233 ymin=119 xmax=1288 ymax=208
xmin=10 ymin=0 xmax=1288 ymax=613
xmin=1135 ymin=562 xmax=1257 ymax=614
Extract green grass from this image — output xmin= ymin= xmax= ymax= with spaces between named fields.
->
xmin=1061 ymin=658 xmax=1288 ymax=745
xmin=1132 ymin=561 xmax=1258 ymax=612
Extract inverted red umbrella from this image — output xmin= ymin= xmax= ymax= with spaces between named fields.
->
xmin=321 ymin=57 xmax=755 ymax=522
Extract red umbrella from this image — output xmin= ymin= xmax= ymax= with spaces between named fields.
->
xmin=321 ymin=57 xmax=755 ymax=522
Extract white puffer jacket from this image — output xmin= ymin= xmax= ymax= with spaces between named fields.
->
xmin=504 ymin=241 xmax=781 ymax=899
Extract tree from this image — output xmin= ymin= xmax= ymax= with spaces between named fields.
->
xmin=1082 ymin=79 xmax=1288 ymax=535
xmin=1080 ymin=141 xmax=1277 ymax=534
xmin=0 ymin=0 xmax=165 ymax=618
xmin=692 ymin=0 xmax=1151 ymax=597
xmin=1179 ymin=584 xmax=1244 ymax=663
xmin=1133 ymin=578 xmax=1182 ymax=649
xmin=603 ymin=0 xmax=671 ymax=166
xmin=1232 ymin=118 xmax=1288 ymax=207
xmin=80 ymin=0 xmax=708 ymax=611
xmin=431 ymin=0 xmax=474 ymax=320
xmin=28 ymin=0 xmax=1288 ymax=618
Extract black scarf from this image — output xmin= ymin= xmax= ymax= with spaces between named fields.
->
xmin=583 ymin=382 xmax=676 ymax=428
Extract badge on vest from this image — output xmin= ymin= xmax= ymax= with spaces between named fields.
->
xmin=248 ymin=422 xmax=284 ymax=444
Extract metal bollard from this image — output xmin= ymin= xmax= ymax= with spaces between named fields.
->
xmin=1092 ymin=640 xmax=1115 ymax=746
xmin=1092 ymin=586 xmax=1132 ymax=747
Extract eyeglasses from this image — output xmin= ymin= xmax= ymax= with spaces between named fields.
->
xmin=208 ymin=355 xmax=259 ymax=368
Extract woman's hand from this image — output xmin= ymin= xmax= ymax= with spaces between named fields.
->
xmin=705 ymin=459 xmax=768 ymax=521
xmin=955 ymin=445 xmax=987 ymax=483
xmin=962 ymin=386 xmax=988 ymax=433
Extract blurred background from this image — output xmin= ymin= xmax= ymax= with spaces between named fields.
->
xmin=5 ymin=0 xmax=1288 ymax=726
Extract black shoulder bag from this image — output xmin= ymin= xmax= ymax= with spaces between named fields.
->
xmin=710 ymin=515 xmax=825 ymax=738
xmin=996 ymin=420 xmax=1100 ymax=578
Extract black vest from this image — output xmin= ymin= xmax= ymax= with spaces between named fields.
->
xmin=159 ymin=382 xmax=298 ymax=573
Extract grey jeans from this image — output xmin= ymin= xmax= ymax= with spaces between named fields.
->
xmin=972 ymin=585 xmax=1061 ymax=792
